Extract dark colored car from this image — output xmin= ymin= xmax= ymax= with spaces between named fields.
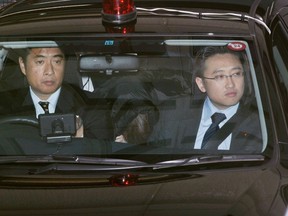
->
xmin=0 ymin=0 xmax=287 ymax=215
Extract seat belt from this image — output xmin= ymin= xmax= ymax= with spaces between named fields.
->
xmin=202 ymin=103 xmax=252 ymax=151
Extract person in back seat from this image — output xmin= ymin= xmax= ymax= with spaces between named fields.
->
xmin=79 ymin=75 xmax=159 ymax=142
xmin=112 ymin=100 xmax=159 ymax=145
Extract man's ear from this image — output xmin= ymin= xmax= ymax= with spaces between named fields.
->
xmin=18 ymin=57 xmax=26 ymax=75
xmin=195 ymin=77 xmax=206 ymax=93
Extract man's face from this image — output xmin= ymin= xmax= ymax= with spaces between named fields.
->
xmin=195 ymin=53 xmax=245 ymax=110
xmin=19 ymin=47 xmax=65 ymax=100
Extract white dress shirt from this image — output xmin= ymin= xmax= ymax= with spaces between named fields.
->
xmin=194 ymin=97 xmax=239 ymax=150
xmin=30 ymin=86 xmax=61 ymax=118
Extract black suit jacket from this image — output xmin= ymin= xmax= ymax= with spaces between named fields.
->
xmin=150 ymin=94 xmax=263 ymax=154
xmin=0 ymin=83 xmax=85 ymax=116
xmin=0 ymin=83 xmax=115 ymax=140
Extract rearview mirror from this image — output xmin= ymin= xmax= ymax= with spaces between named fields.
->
xmin=79 ymin=54 xmax=139 ymax=75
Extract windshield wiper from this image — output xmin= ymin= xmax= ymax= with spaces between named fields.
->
xmin=34 ymin=155 xmax=152 ymax=174
xmin=0 ymin=155 xmax=147 ymax=165
xmin=51 ymin=155 xmax=147 ymax=166
xmin=0 ymin=154 xmax=265 ymax=174
xmin=152 ymin=154 xmax=265 ymax=170
xmin=40 ymin=155 xmax=265 ymax=173
xmin=0 ymin=155 xmax=151 ymax=174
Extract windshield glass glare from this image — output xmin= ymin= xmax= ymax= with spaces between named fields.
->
xmin=0 ymin=38 xmax=267 ymax=162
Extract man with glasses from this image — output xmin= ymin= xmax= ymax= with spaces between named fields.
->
xmin=151 ymin=45 xmax=262 ymax=153
xmin=192 ymin=46 xmax=262 ymax=151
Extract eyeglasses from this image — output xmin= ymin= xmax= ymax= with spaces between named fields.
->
xmin=202 ymin=72 xmax=244 ymax=82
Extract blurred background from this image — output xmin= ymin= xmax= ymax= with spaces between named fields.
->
xmin=0 ymin=0 xmax=16 ymax=8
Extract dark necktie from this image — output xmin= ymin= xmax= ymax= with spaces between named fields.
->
xmin=201 ymin=112 xmax=226 ymax=149
xmin=39 ymin=101 xmax=50 ymax=114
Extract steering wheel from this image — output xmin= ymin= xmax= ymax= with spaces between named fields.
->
xmin=0 ymin=116 xmax=38 ymax=127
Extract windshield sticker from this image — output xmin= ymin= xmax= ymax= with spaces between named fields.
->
xmin=227 ymin=42 xmax=246 ymax=51
xmin=104 ymin=40 xmax=114 ymax=45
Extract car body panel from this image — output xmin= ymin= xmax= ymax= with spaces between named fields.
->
xmin=0 ymin=169 xmax=281 ymax=216
xmin=0 ymin=0 xmax=287 ymax=215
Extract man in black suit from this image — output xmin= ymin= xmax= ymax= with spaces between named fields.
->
xmin=150 ymin=45 xmax=263 ymax=153
xmin=19 ymin=47 xmax=84 ymax=114
xmin=0 ymin=47 xmax=85 ymax=137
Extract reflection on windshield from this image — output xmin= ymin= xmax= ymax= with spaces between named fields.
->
xmin=0 ymin=39 xmax=266 ymax=162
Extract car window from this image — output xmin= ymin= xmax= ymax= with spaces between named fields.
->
xmin=0 ymin=37 xmax=267 ymax=162
xmin=272 ymin=22 xmax=288 ymax=115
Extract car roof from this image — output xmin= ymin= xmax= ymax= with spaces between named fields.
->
xmin=0 ymin=0 xmax=274 ymax=15
xmin=0 ymin=0 xmax=273 ymax=37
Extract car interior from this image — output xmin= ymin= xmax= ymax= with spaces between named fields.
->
xmin=0 ymin=38 xmax=267 ymax=157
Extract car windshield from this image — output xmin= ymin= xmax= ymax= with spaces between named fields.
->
xmin=0 ymin=37 xmax=267 ymax=164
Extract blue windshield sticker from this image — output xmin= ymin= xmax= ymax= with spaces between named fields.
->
xmin=105 ymin=40 xmax=114 ymax=46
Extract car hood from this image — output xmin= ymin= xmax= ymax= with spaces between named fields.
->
xmin=0 ymin=168 xmax=280 ymax=216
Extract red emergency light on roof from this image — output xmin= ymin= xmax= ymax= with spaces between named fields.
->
xmin=102 ymin=0 xmax=137 ymax=24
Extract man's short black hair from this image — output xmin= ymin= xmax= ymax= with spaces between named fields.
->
xmin=194 ymin=46 xmax=247 ymax=78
